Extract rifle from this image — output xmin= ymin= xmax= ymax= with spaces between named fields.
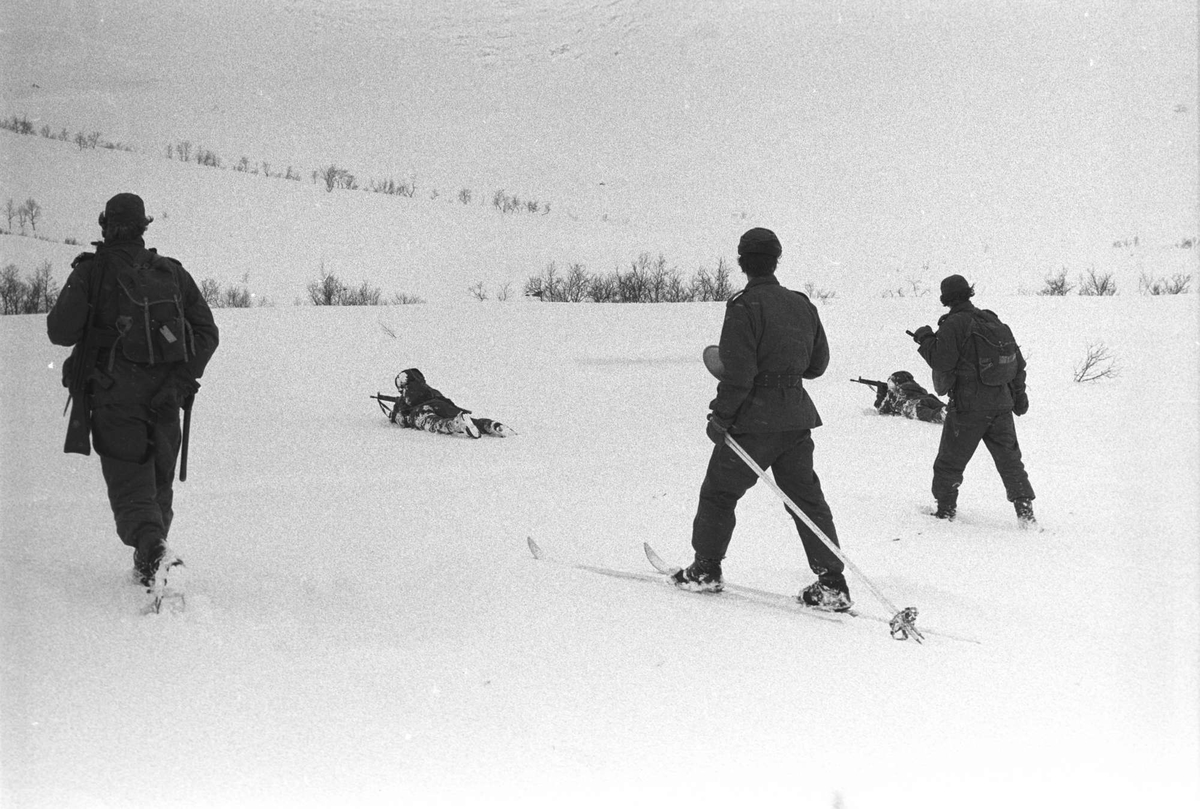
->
xmin=850 ymin=377 xmax=888 ymax=392
xmin=62 ymin=257 xmax=112 ymax=455
xmin=371 ymin=393 xmax=402 ymax=419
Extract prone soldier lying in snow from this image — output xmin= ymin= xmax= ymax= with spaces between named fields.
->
xmin=376 ymin=368 xmax=511 ymax=438
xmin=871 ymin=371 xmax=946 ymax=424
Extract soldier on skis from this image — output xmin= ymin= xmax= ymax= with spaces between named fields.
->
xmin=47 ymin=193 xmax=219 ymax=587
xmin=674 ymin=227 xmax=852 ymax=611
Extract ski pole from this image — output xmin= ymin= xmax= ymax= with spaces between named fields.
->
xmin=723 ymin=433 xmax=923 ymax=641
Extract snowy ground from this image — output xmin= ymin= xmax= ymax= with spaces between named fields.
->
xmin=3 ymin=288 xmax=1198 ymax=807
xmin=2 ymin=1 xmax=1198 ymax=806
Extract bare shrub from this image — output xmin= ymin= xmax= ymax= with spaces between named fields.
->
xmin=318 ymin=165 xmax=357 ymax=192
xmin=199 ymin=277 xmax=221 ymax=306
xmin=222 ymin=285 xmax=253 ymax=308
xmin=28 ymin=261 xmax=58 ymax=311
xmin=0 ymin=114 xmax=34 ymax=134
xmin=882 ymin=279 xmax=930 ymax=298
xmin=390 ymin=293 xmax=425 ymax=305
xmin=306 ymin=268 xmax=390 ymax=306
xmin=200 ymin=276 xmax=256 ymax=308
xmin=1078 ymin=268 xmax=1117 ymax=296
xmin=371 ymin=176 xmax=416 ymax=197
xmin=803 ymin=282 xmax=837 ymax=303
xmin=0 ymin=263 xmax=22 ymax=313
xmin=458 ymin=188 xmax=472 ymax=205
xmin=0 ymin=261 xmax=58 ymax=314
xmin=587 ymin=272 xmax=618 ymax=303
xmin=526 ymin=255 xmax=736 ymax=303
xmin=22 ymin=199 xmax=41 ymax=234
xmin=692 ymin=258 xmax=735 ymax=302
xmin=340 ymin=280 xmax=382 ymax=306
xmin=1138 ymin=272 xmax=1193 ymax=295
xmin=1038 ymin=268 xmax=1075 ymax=296
xmin=561 ymin=263 xmax=590 ymax=302
xmin=493 ymin=189 xmax=523 ymax=214
xmin=525 ymin=262 xmax=562 ymax=300
xmin=308 ymin=269 xmax=346 ymax=305
xmin=492 ymin=189 xmax=545 ymax=215
xmin=195 ymin=147 xmax=221 ymax=168
xmin=468 ymin=281 xmax=489 ymax=301
xmin=1073 ymin=342 xmax=1118 ymax=383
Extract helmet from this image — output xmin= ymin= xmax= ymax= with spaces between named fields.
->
xmin=395 ymin=368 xmax=425 ymax=392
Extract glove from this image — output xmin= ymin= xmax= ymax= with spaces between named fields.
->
xmin=911 ymin=325 xmax=934 ymax=344
xmin=1013 ymin=392 xmax=1029 ymax=417
xmin=706 ymin=412 xmax=733 ymax=445
xmin=150 ymin=370 xmax=200 ymax=412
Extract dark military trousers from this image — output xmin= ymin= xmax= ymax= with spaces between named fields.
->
xmin=932 ymin=409 xmax=1034 ymax=507
xmin=91 ymin=403 xmax=181 ymax=550
xmin=692 ymin=429 xmax=844 ymax=579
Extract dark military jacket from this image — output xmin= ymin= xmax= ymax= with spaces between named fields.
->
xmin=47 ymin=237 xmax=219 ymax=405
xmin=917 ymin=300 xmax=1026 ymax=412
xmin=391 ymin=376 xmax=467 ymax=424
xmin=711 ymin=275 xmax=828 ymax=433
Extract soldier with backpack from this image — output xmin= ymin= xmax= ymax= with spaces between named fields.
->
xmin=910 ymin=274 xmax=1037 ymax=528
xmin=47 ymin=193 xmax=219 ymax=587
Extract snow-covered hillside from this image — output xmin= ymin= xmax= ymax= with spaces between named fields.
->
xmin=2 ymin=274 xmax=1199 ymax=808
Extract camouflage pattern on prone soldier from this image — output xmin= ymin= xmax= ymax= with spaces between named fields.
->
xmin=875 ymin=371 xmax=946 ymax=424
xmin=388 ymin=368 xmax=510 ymax=438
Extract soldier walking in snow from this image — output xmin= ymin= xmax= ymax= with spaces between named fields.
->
xmin=47 ymin=193 xmax=219 ymax=586
xmin=675 ymin=227 xmax=852 ymax=611
xmin=910 ymin=274 xmax=1037 ymax=528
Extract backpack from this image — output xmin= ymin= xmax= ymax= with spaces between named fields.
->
xmin=969 ymin=310 xmax=1019 ymax=386
xmin=111 ymin=249 xmax=194 ymax=365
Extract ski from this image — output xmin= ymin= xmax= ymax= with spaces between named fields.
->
xmin=641 ymin=542 xmax=864 ymax=621
xmin=142 ymin=556 xmax=187 ymax=615
xmin=527 ymin=536 xmax=684 ymax=587
xmin=527 ymin=537 xmax=843 ymax=625
xmin=643 ymin=543 xmax=979 ymax=645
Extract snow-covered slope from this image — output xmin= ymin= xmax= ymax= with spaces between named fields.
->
xmin=3 ymin=285 xmax=1198 ymax=808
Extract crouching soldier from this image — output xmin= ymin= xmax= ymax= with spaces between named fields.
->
xmin=386 ymin=368 xmax=511 ymax=438
xmin=875 ymin=371 xmax=946 ymax=424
